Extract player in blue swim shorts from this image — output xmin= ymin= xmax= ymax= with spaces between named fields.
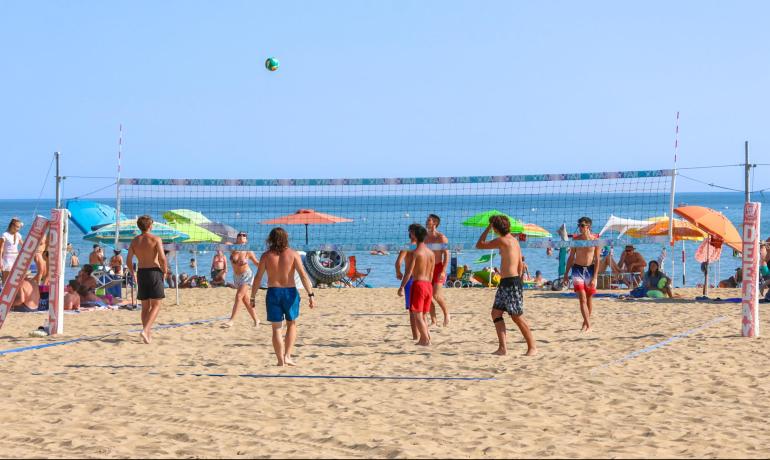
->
xmin=250 ymin=228 xmax=316 ymax=367
xmin=266 ymin=287 xmax=300 ymax=322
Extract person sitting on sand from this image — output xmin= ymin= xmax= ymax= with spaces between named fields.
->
xmin=12 ymin=278 xmax=40 ymax=312
xmin=563 ymin=217 xmax=600 ymax=332
xmin=476 ymin=215 xmax=537 ymax=356
xmin=718 ymin=268 xmax=743 ymax=289
xmin=644 ymin=260 xmax=674 ymax=298
xmin=398 ymin=224 xmax=434 ymax=346
xmin=395 ymin=224 xmax=421 ymax=340
xmin=75 ymin=265 xmax=100 ymax=303
xmin=63 ymin=280 xmax=81 ymax=310
xmin=533 ymin=270 xmax=545 ymax=288
xmin=225 ymin=232 xmax=260 ymax=328
xmin=127 ymin=215 xmax=169 ymax=345
xmin=250 ymin=227 xmax=316 ymax=366
xmin=210 ymin=250 xmax=228 ymax=287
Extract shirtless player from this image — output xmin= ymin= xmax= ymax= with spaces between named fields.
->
xmin=563 ymin=217 xmax=601 ymax=332
xmin=225 ymin=232 xmax=260 ymax=328
xmin=127 ymin=215 xmax=169 ymax=344
xmin=425 ymin=214 xmax=450 ymax=327
xmin=476 ymin=215 xmax=536 ymax=356
xmin=398 ymin=224 xmax=434 ymax=346
xmin=395 ymin=223 xmax=420 ymax=340
xmin=250 ymin=227 xmax=315 ymax=366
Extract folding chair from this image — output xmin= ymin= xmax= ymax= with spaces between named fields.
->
xmin=341 ymin=255 xmax=370 ymax=287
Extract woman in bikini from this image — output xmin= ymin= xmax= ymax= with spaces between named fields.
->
xmin=225 ymin=232 xmax=260 ymax=327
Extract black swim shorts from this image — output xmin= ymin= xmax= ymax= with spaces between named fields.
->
xmin=137 ymin=267 xmax=166 ymax=300
xmin=493 ymin=276 xmax=524 ymax=316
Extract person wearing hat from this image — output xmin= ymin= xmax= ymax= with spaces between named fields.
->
xmin=618 ymin=244 xmax=646 ymax=288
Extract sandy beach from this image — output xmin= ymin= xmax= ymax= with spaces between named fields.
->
xmin=0 ymin=286 xmax=768 ymax=458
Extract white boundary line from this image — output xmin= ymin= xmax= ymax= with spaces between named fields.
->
xmin=591 ymin=316 xmax=728 ymax=373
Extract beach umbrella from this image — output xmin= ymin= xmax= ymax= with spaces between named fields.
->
xmin=83 ymin=219 xmax=189 ymax=243
xmin=521 ymin=223 xmax=552 ymax=238
xmin=165 ymin=221 xmax=222 ymax=243
xmin=474 ymin=253 xmax=497 ymax=264
xmin=674 ymin=206 xmax=742 ymax=297
xmin=673 ymin=206 xmax=742 ymax=253
xmin=67 ymin=201 xmax=128 ymax=234
xmin=162 ymin=209 xmax=211 ymax=225
xmin=462 ymin=210 xmax=522 ymax=286
xmin=636 ymin=217 xmax=706 ymax=242
xmin=199 ymin=222 xmax=240 ymax=243
xmin=461 ymin=210 xmax=524 ymax=232
xmin=261 ymin=209 xmax=353 ymax=245
xmin=163 ymin=209 xmax=241 ymax=243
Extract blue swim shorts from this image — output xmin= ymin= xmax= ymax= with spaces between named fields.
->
xmin=404 ymin=278 xmax=413 ymax=310
xmin=266 ymin=287 xmax=300 ymax=323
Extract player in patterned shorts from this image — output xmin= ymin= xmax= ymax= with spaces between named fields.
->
xmin=563 ymin=216 xmax=601 ymax=332
xmin=476 ymin=215 xmax=537 ymax=356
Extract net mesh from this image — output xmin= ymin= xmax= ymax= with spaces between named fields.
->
xmin=117 ymin=170 xmax=674 ymax=251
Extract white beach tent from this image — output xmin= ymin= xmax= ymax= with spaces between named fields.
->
xmin=597 ymin=214 xmax=650 ymax=238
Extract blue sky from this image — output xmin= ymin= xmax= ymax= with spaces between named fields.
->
xmin=1 ymin=0 xmax=768 ymax=199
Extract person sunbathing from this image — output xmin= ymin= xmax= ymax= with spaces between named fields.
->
xmin=12 ymin=278 xmax=40 ymax=312
xmin=718 ymin=268 xmax=742 ymax=288
xmin=75 ymin=265 xmax=100 ymax=303
xmin=64 ymin=280 xmax=81 ymax=310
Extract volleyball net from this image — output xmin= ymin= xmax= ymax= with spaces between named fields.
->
xmin=115 ymin=169 xmax=675 ymax=251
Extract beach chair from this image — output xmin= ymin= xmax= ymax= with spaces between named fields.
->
xmin=341 ymin=256 xmax=370 ymax=287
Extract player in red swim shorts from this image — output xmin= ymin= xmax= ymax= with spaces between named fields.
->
xmin=398 ymin=224 xmax=435 ymax=346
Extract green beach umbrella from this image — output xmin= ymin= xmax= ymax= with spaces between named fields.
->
xmin=162 ymin=209 xmax=211 ymax=225
xmin=462 ymin=210 xmax=521 ymax=287
xmin=461 ymin=210 xmax=523 ymax=231
xmin=166 ymin=221 xmax=222 ymax=243
xmin=474 ymin=253 xmax=497 ymax=264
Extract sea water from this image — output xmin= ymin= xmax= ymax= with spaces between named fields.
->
xmin=0 ymin=192 xmax=767 ymax=288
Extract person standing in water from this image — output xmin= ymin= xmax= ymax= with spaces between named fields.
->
xmin=127 ymin=215 xmax=169 ymax=344
xmin=250 ymin=228 xmax=315 ymax=366
xmin=225 ymin=232 xmax=260 ymax=327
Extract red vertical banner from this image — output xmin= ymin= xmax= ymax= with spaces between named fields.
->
xmin=47 ymin=209 xmax=67 ymax=335
xmin=0 ymin=216 xmax=50 ymax=329
xmin=741 ymin=202 xmax=761 ymax=337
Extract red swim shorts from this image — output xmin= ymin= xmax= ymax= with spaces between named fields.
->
xmin=432 ymin=263 xmax=447 ymax=285
xmin=410 ymin=280 xmax=434 ymax=313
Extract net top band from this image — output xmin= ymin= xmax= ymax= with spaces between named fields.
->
xmin=120 ymin=169 xmax=673 ymax=187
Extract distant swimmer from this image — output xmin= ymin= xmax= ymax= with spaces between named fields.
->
xmin=398 ymin=224 xmax=434 ymax=346
xmin=476 ymin=215 xmax=536 ymax=356
xmin=425 ymin=214 xmax=450 ymax=327
xmin=251 ymin=227 xmax=316 ymax=366
xmin=127 ymin=215 xmax=169 ymax=344
xmin=563 ymin=217 xmax=600 ymax=332
xmin=225 ymin=232 xmax=260 ymax=328
xmin=396 ymin=224 xmax=421 ymax=340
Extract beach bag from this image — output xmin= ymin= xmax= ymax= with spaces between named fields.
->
xmin=630 ymin=286 xmax=646 ymax=298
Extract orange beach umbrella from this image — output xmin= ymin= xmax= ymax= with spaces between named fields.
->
xmin=673 ymin=206 xmax=742 ymax=252
xmin=637 ymin=217 xmax=706 ymax=242
xmin=261 ymin=209 xmax=353 ymax=245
